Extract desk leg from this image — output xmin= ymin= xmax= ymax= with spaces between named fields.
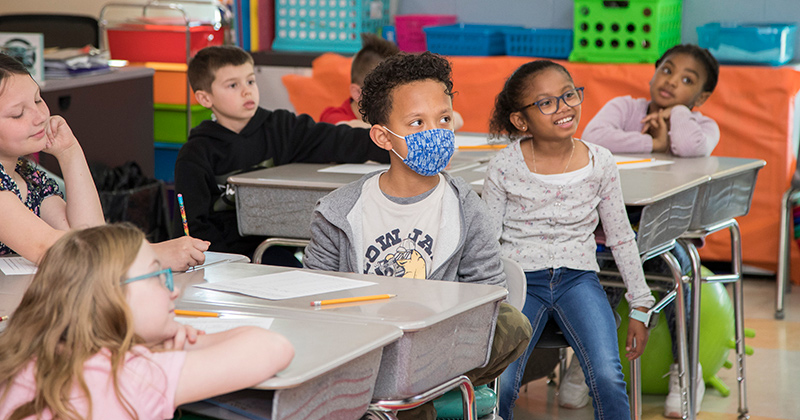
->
xmin=684 ymin=241 xmax=703 ymax=420
xmin=728 ymin=222 xmax=749 ymax=420
xmin=660 ymin=251 xmax=692 ymax=420
xmin=776 ymin=188 xmax=796 ymax=320
xmin=683 ymin=220 xmax=749 ymax=420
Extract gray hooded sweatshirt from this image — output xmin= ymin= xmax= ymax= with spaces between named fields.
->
xmin=303 ymin=171 xmax=506 ymax=288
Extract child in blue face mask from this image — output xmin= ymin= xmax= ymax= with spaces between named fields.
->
xmin=304 ymin=51 xmax=533 ymax=420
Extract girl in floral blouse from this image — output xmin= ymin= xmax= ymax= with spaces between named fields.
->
xmin=483 ymin=60 xmax=654 ymax=420
xmin=0 ymin=54 xmax=208 ymax=270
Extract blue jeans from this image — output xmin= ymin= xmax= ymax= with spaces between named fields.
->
xmin=601 ymin=243 xmax=692 ymax=359
xmin=499 ymin=268 xmax=630 ymax=420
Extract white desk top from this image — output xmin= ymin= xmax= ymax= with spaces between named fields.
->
xmin=176 ymin=263 xmax=507 ymax=332
xmin=0 ymin=257 xmax=401 ymax=391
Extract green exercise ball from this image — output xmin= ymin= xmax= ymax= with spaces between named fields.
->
xmin=615 ymin=269 xmax=734 ymax=394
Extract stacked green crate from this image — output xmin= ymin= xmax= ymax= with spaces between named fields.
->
xmin=569 ymin=0 xmax=682 ymax=63
xmin=153 ymin=103 xmax=213 ymax=183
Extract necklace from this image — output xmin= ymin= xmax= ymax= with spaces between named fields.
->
xmin=530 ymin=138 xmax=575 ymax=174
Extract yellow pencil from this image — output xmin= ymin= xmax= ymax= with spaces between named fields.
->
xmin=616 ymin=158 xmax=655 ymax=165
xmin=0 ymin=315 xmax=7 ymax=322
xmin=311 ymin=294 xmax=396 ymax=307
xmin=174 ymin=309 xmax=219 ymax=317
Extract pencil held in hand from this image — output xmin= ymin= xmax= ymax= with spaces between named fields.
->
xmin=174 ymin=309 xmax=219 ymax=317
xmin=177 ymin=193 xmax=190 ymax=236
xmin=311 ymin=294 xmax=396 ymax=307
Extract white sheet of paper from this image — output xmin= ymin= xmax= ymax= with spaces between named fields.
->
xmin=0 ymin=257 xmax=37 ymax=275
xmin=194 ymin=270 xmax=375 ymax=300
xmin=471 ymin=179 xmax=485 ymax=186
xmin=473 ymin=165 xmax=488 ymax=172
xmin=176 ymin=316 xmax=275 ymax=333
xmin=614 ymin=155 xmax=674 ymax=170
xmin=318 ymin=163 xmax=390 ymax=174
xmin=455 ymin=133 xmax=492 ymax=148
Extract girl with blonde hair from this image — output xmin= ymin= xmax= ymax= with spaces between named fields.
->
xmin=0 ymin=223 xmax=293 ymax=419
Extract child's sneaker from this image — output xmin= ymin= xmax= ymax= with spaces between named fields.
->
xmin=663 ymin=363 xmax=705 ymax=418
xmin=557 ymin=354 xmax=591 ymax=409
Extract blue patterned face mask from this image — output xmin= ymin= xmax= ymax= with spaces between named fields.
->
xmin=383 ymin=127 xmax=455 ymax=176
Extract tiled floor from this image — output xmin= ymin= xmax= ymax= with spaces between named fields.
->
xmin=510 ymin=277 xmax=800 ymax=420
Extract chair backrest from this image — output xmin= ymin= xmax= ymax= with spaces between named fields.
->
xmin=500 ymin=257 xmax=526 ymax=311
xmin=0 ymin=14 xmax=99 ymax=48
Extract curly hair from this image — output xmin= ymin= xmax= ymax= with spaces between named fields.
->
xmin=489 ymin=60 xmax=573 ymax=142
xmin=655 ymin=44 xmax=719 ymax=93
xmin=358 ymin=51 xmax=454 ymax=126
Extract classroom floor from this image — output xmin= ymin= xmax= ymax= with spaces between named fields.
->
xmin=509 ymin=276 xmax=800 ymax=420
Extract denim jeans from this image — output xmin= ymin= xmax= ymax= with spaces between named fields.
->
xmin=499 ymin=268 xmax=631 ymax=420
xmin=601 ymin=243 xmax=692 ymax=359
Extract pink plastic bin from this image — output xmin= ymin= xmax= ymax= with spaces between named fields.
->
xmin=395 ymin=14 xmax=457 ymax=52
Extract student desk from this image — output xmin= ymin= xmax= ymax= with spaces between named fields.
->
xmin=180 ymin=313 xmax=402 ymax=420
xmin=175 ymin=263 xmax=505 ymax=403
xmin=0 ymin=259 xmax=402 ymax=420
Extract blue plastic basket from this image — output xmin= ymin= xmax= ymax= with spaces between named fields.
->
xmin=697 ymin=22 xmax=797 ymax=66
xmin=272 ymin=0 xmax=390 ymax=53
xmin=504 ymin=28 xmax=574 ymax=59
xmin=423 ymin=24 xmax=519 ymax=56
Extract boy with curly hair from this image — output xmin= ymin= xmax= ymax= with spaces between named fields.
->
xmin=304 ymin=51 xmax=532 ymax=419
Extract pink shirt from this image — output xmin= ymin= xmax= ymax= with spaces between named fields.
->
xmin=0 ymin=346 xmax=186 ymax=420
xmin=582 ymin=96 xmax=720 ymax=157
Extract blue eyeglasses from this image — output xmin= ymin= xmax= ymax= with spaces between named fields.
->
xmin=520 ymin=87 xmax=585 ymax=115
xmin=122 ymin=268 xmax=174 ymax=292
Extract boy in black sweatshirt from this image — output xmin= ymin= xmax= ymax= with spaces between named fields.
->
xmin=175 ymin=46 xmax=389 ymax=263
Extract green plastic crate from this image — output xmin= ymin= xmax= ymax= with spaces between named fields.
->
xmin=154 ymin=103 xmax=213 ymax=143
xmin=569 ymin=0 xmax=682 ymax=63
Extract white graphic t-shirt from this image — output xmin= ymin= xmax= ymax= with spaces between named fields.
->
xmin=361 ymin=173 xmax=445 ymax=279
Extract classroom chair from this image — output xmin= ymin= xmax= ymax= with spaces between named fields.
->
xmin=776 ymin=155 xmax=800 ymax=319
xmin=0 ymin=14 xmax=99 ymax=48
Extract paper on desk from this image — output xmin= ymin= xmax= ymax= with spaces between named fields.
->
xmin=176 ymin=316 xmax=275 ymax=333
xmin=194 ymin=270 xmax=376 ymax=300
xmin=0 ymin=257 xmax=37 ymax=275
xmin=318 ymin=163 xmax=390 ymax=174
xmin=614 ymin=155 xmax=673 ymax=170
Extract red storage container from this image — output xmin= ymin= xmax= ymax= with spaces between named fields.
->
xmin=107 ymin=22 xmax=223 ymax=63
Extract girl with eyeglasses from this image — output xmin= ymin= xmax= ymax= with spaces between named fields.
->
xmin=483 ymin=60 xmax=655 ymax=420
xmin=0 ymin=223 xmax=293 ymax=419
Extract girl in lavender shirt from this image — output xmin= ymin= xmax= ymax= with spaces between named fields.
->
xmin=582 ymin=44 xmax=720 ymax=157
xmin=484 ymin=60 xmax=654 ymax=420
xmin=580 ymin=44 xmax=720 ymax=417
